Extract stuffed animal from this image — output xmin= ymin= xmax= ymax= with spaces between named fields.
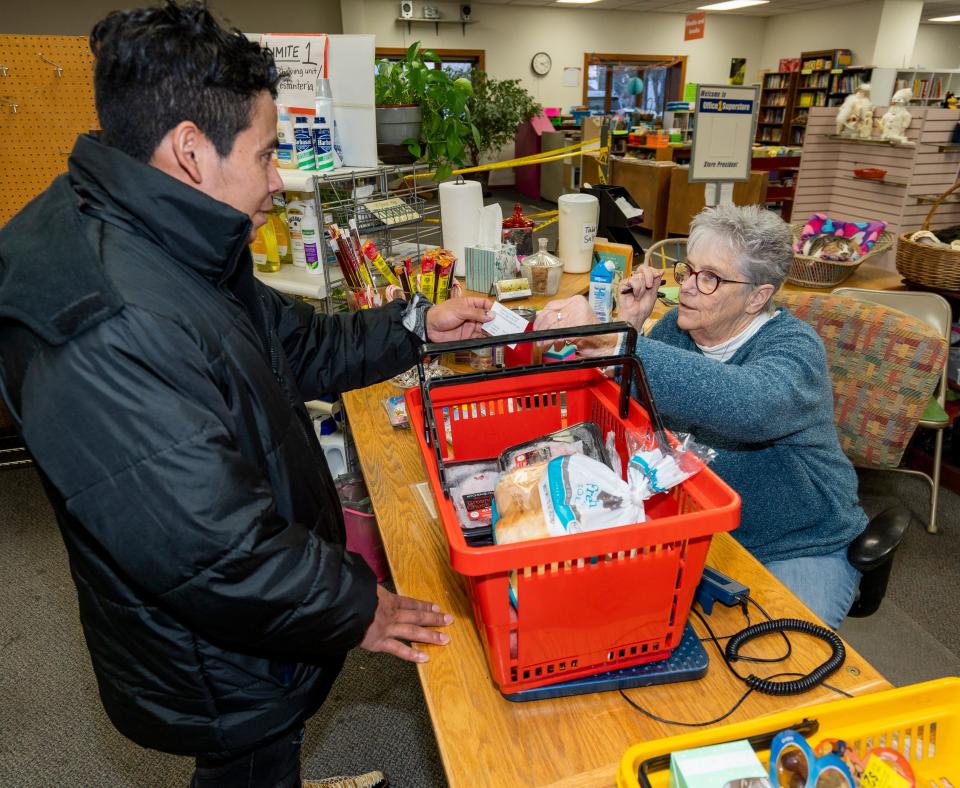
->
xmin=880 ymin=88 xmax=914 ymax=144
xmin=835 ymin=83 xmax=874 ymax=139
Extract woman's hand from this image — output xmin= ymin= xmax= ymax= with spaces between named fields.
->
xmin=532 ymin=295 xmax=619 ymax=358
xmin=617 ymin=266 xmax=664 ymax=332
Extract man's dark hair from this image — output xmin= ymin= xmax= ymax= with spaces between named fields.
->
xmin=90 ymin=1 xmax=279 ymax=162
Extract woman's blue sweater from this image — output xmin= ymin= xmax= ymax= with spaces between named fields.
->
xmin=636 ymin=306 xmax=866 ymax=563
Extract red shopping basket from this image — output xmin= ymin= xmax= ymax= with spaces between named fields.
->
xmin=406 ymin=322 xmax=741 ymax=694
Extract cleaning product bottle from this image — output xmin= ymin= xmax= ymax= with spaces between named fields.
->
xmin=259 ymin=217 xmax=281 ymax=274
xmin=312 ymin=77 xmax=338 ymax=172
xmin=300 ymin=203 xmax=322 ymax=275
xmin=285 ymin=200 xmax=306 ymax=268
xmin=294 ymin=115 xmax=315 ymax=171
xmin=250 ymin=225 xmax=268 ymax=270
xmin=271 ymin=193 xmax=292 ymax=264
xmin=276 ymin=105 xmax=297 ymax=170
xmin=589 ymin=259 xmax=616 ymax=323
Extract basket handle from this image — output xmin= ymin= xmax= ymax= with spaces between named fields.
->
xmin=416 ymin=322 xmax=672 ymax=496
xmin=923 ymin=180 xmax=960 ymax=230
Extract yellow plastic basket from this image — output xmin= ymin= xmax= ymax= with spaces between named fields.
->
xmin=617 ymin=678 xmax=960 ymax=787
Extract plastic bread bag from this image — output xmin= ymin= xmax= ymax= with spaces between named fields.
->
xmin=446 ymin=460 xmax=499 ymax=531
xmin=627 ymin=433 xmax=717 ymax=500
xmin=493 ymin=461 xmax=549 ymax=545
xmin=605 ymin=431 xmax=622 ymax=479
xmin=538 ymin=454 xmax=645 ymax=537
xmin=498 ymin=422 xmax=609 ymax=471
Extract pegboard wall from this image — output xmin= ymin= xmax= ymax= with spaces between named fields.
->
xmin=0 ymin=35 xmax=99 ymax=227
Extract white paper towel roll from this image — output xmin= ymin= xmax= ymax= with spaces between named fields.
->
xmin=558 ymin=193 xmax=600 ymax=273
xmin=439 ymin=179 xmax=483 ymax=276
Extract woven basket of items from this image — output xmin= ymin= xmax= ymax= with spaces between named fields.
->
xmin=788 ymin=216 xmax=894 ymax=289
xmin=896 ymin=181 xmax=960 ymax=293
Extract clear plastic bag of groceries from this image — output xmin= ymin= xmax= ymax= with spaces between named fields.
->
xmin=625 ymin=430 xmax=717 ymax=500
xmin=497 ymin=422 xmax=610 ymax=472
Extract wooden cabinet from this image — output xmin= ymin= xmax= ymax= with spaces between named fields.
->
xmin=790 ymin=49 xmax=855 ymax=146
xmin=666 ymin=166 xmax=769 ymax=236
xmin=757 ymin=71 xmax=797 ymax=145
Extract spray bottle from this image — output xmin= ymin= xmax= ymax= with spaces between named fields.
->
xmin=313 ymin=77 xmax=338 ymax=172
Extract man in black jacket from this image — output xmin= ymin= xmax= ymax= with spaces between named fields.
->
xmin=0 ymin=3 xmax=492 ymax=786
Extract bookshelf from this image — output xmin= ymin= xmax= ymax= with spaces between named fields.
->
xmin=894 ymin=69 xmax=960 ymax=105
xmin=789 ymin=50 xmax=855 ymax=146
xmin=829 ymin=66 xmax=873 ymax=106
xmin=756 ymin=71 xmax=798 ymax=145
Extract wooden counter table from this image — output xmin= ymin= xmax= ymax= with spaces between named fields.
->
xmin=343 ymin=316 xmax=892 ymax=787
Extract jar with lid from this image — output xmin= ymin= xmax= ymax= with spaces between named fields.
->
xmin=520 ymin=238 xmax=563 ymax=296
xmin=501 ymin=202 xmax=534 ymax=257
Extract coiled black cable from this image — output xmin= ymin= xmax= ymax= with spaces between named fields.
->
xmin=725 ymin=618 xmax=845 ymax=695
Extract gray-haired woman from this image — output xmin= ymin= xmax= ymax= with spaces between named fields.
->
xmin=536 ymin=204 xmax=866 ymax=627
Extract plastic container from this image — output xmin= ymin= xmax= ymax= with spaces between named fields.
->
xmin=312 ymin=77 xmax=337 ymax=172
xmin=617 ymin=677 xmax=960 ymax=787
xmin=294 ymin=116 xmax=315 ymax=171
xmin=521 ymin=238 xmax=563 ymax=296
xmin=344 ymin=507 xmax=390 ymax=583
xmin=558 ymin=194 xmax=600 ymax=273
xmin=589 ymin=259 xmax=616 ymax=323
xmin=405 ymin=357 xmax=740 ymax=694
xmin=502 ymin=202 xmax=534 ymax=257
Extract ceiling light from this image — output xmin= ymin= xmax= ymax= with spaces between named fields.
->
xmin=927 ymin=14 xmax=960 ymax=21
xmin=698 ymin=0 xmax=769 ymax=9
xmin=556 ymin=0 xmax=603 ymax=4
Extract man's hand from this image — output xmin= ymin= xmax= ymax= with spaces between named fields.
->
xmin=532 ymin=295 xmax=619 ymax=358
xmin=617 ymin=266 xmax=664 ymax=332
xmin=426 ymin=296 xmax=494 ymax=343
xmin=359 ymin=585 xmax=454 ymax=663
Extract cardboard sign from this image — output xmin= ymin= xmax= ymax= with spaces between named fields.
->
xmin=690 ymin=84 xmax=759 ymax=183
xmin=684 ymin=12 xmax=706 ymax=41
xmin=259 ymin=34 xmax=328 ymax=114
xmin=252 ymin=33 xmax=378 ymax=168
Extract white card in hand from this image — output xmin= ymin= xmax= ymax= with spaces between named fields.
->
xmin=482 ymin=302 xmax=530 ymax=349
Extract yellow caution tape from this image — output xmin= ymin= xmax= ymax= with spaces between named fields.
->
xmin=403 ymin=142 xmax=607 ymax=181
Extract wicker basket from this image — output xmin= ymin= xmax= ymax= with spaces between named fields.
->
xmin=787 ymin=223 xmax=895 ymax=288
xmin=896 ymin=181 xmax=960 ymax=292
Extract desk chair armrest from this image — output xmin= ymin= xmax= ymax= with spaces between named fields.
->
xmin=847 ymin=503 xmax=912 ymax=573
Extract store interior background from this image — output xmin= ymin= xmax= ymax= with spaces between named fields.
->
xmin=3 ymin=0 xmax=960 ymax=785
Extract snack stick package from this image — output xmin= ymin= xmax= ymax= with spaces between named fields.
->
xmin=362 ymin=240 xmax=401 ymax=287
xmin=420 ymin=253 xmax=437 ymax=302
xmin=435 ymin=260 xmax=453 ymax=303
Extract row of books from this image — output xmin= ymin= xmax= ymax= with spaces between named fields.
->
xmin=799 ymin=73 xmax=830 ymax=89
xmin=761 ymin=109 xmax=786 ymax=123
xmin=764 ymin=74 xmax=791 ymax=89
xmin=896 ymin=77 xmax=943 ymax=100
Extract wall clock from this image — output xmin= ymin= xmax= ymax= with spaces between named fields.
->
xmin=531 ymin=52 xmax=552 ymax=76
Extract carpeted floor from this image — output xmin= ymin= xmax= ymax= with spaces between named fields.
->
xmin=2 ymin=461 xmax=960 ymax=787
xmin=2 ymin=192 xmax=959 ymax=784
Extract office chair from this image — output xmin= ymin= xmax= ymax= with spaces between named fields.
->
xmin=832 ymin=287 xmax=952 ymax=534
xmin=778 ymin=291 xmax=947 ymax=616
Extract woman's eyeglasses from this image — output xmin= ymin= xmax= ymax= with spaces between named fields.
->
xmin=674 ymin=261 xmax=753 ymax=296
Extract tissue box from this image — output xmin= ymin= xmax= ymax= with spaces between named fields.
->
xmin=669 ymin=741 xmax=766 ymax=788
xmin=465 ymin=246 xmax=498 ymax=293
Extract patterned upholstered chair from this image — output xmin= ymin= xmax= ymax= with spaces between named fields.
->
xmin=778 ymin=291 xmax=948 ymax=616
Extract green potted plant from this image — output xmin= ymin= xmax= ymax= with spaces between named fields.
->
xmin=464 ymin=70 xmax=542 ymax=194
xmin=375 ymin=42 xmax=477 ymax=181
